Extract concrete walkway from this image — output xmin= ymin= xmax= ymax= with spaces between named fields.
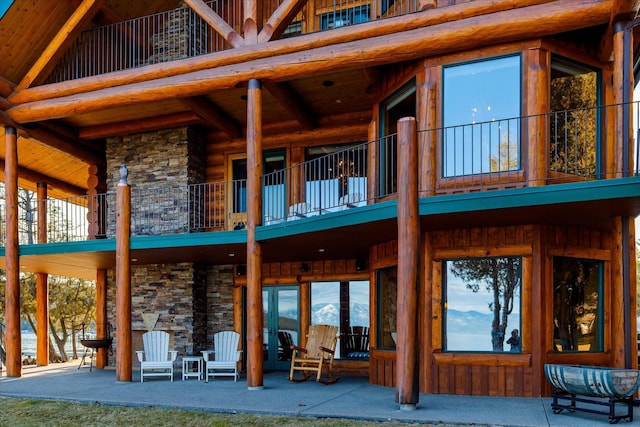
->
xmin=0 ymin=361 xmax=638 ymax=426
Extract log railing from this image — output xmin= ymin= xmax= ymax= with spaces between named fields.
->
xmin=1 ymin=101 xmax=638 ymax=245
xmin=46 ymin=1 xmax=422 ymax=84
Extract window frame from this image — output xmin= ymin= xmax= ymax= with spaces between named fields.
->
xmin=442 ymin=256 xmax=523 ymax=353
xmin=441 ymin=54 xmax=523 ymax=179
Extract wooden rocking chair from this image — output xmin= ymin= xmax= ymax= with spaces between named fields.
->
xmin=288 ymin=324 xmax=339 ymax=384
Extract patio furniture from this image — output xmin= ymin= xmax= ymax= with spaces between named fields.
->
xmin=78 ymin=322 xmax=112 ymax=372
xmin=181 ymin=355 xmax=203 ymax=381
xmin=344 ymin=326 xmax=369 ymax=359
xmin=136 ymin=331 xmax=178 ymax=382
xmin=278 ymin=331 xmax=294 ymax=361
xmin=288 ymin=324 xmax=339 ymax=384
xmin=202 ymin=331 xmax=241 ymax=382
xmin=544 ymin=364 xmax=640 ymax=423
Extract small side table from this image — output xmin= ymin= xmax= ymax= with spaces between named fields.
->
xmin=182 ymin=356 xmax=203 ymax=381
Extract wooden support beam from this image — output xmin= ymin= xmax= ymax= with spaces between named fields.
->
xmin=0 ymin=159 xmax=86 ymax=196
xmin=21 ymin=124 xmax=104 ymax=166
xmin=115 ymin=169 xmax=132 ymax=382
xmin=243 ymin=0 xmax=259 ymax=45
xmin=263 ymin=81 xmax=316 ymax=130
xmin=36 ymin=183 xmax=49 ymax=367
xmin=245 ymin=79 xmax=264 ymax=389
xmin=0 ymin=95 xmax=13 ymax=110
xmin=8 ymin=0 xmax=557 ymax=106
xmin=79 ymin=111 xmax=201 ymax=140
xmin=4 ymin=126 xmax=21 ymax=377
xmin=179 ymin=96 xmax=242 ymax=138
xmin=16 ymin=0 xmax=105 ymax=90
xmin=95 ymin=269 xmax=108 ymax=368
xmin=396 ymin=117 xmax=419 ymax=409
xmin=258 ymin=0 xmax=307 ymax=43
xmin=597 ymin=0 xmax=640 ymax=61
xmin=7 ymin=0 xmax=612 ymax=124
xmin=182 ymin=0 xmax=244 ymax=48
xmin=0 ymin=76 xmax=15 ymax=98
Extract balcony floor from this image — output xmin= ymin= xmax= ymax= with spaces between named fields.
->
xmin=2 ymin=177 xmax=639 ymax=279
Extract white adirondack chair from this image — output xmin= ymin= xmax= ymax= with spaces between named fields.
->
xmin=201 ymin=331 xmax=241 ymax=382
xmin=136 ymin=331 xmax=178 ymax=383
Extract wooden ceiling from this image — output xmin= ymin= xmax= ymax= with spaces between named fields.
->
xmin=0 ymin=0 xmax=637 ymax=201
xmin=0 ymin=0 xmax=376 ymax=199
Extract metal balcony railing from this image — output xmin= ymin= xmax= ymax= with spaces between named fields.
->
xmin=1 ymin=102 xmax=639 ymax=245
xmin=46 ymin=1 xmax=422 ymax=83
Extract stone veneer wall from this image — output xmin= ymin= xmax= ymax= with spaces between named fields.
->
xmin=104 ymin=127 xmax=233 ymax=365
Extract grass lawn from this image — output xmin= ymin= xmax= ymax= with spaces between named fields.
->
xmin=0 ymin=397 xmax=467 ymax=426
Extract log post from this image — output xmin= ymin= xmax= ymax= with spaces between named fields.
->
xmin=524 ymin=48 xmax=550 ymax=186
xmin=95 ymin=269 xmax=108 ymax=368
xmin=36 ymin=182 xmax=49 ymax=366
xmin=4 ymin=126 xmax=21 ymax=377
xmin=246 ymin=79 xmax=264 ymax=389
xmin=396 ymin=117 xmax=420 ymax=409
xmin=115 ymin=165 xmax=132 ymax=381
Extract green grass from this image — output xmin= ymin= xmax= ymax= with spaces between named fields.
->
xmin=0 ymin=397 xmax=470 ymax=427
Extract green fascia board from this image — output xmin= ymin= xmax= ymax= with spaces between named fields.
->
xmin=5 ymin=177 xmax=639 ymax=256
xmin=129 ymin=230 xmax=247 ymax=250
xmin=418 ymin=177 xmax=640 ymax=215
xmin=10 ymin=230 xmax=247 ymax=256
xmin=256 ymin=200 xmax=398 ymax=240
xmin=15 ymin=238 xmax=116 ymax=256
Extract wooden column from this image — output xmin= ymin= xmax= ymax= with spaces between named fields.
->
xmin=115 ymin=165 xmax=132 ymax=381
xmin=418 ymin=66 xmax=438 ymax=195
xmin=524 ymin=48 xmax=550 ymax=186
xmin=396 ymin=117 xmax=420 ymax=409
xmin=36 ymin=182 xmax=49 ymax=366
xmin=243 ymin=0 xmax=259 ymax=45
xmin=246 ymin=78 xmax=264 ymax=389
xmin=4 ymin=126 xmax=21 ymax=377
xmin=95 ymin=269 xmax=108 ymax=368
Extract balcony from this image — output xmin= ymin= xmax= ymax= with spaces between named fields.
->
xmin=46 ymin=1 xmax=425 ymax=84
xmin=2 ymin=102 xmax=640 ymax=247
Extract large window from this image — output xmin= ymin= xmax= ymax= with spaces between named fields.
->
xmin=320 ymin=5 xmax=370 ymax=30
xmin=443 ymin=257 xmax=521 ymax=352
xmin=311 ymin=280 xmax=370 ymax=359
xmin=549 ymin=57 xmax=600 ymax=178
xmin=304 ymin=143 xmax=367 ymax=211
xmin=553 ymin=257 xmax=602 ymax=352
xmin=442 ymin=55 xmax=521 ymax=178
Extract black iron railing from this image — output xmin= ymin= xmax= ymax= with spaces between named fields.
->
xmin=1 ymin=101 xmax=638 ymax=244
xmin=46 ymin=1 xmax=422 ymax=83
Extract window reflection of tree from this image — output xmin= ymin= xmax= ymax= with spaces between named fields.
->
xmin=553 ymin=257 xmax=600 ymax=352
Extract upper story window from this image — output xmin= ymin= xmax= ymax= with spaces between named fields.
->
xmin=442 ymin=55 xmax=521 ymax=178
xmin=379 ymin=80 xmax=416 ymax=197
xmin=443 ymin=257 xmax=522 ymax=352
xmin=304 ymin=143 xmax=368 ymax=211
xmin=320 ymin=5 xmax=370 ymax=30
xmin=549 ymin=57 xmax=600 ymax=178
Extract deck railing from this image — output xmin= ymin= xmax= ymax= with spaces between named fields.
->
xmin=1 ymin=102 xmax=639 ymax=245
xmin=46 ymin=1 xmax=422 ymax=83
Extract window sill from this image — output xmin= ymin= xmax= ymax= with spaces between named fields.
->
xmin=433 ymin=352 xmax=531 ymax=367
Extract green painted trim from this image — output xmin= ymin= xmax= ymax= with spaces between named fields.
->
xmin=15 ymin=230 xmax=248 ymax=256
xmin=419 ymin=177 xmax=640 ymax=215
xmin=7 ymin=177 xmax=640 ymax=256
xmin=256 ymin=200 xmax=397 ymax=240
xmin=130 ymin=230 xmax=246 ymax=250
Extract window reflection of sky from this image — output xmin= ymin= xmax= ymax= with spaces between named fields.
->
xmin=443 ymin=56 xmax=521 ymax=177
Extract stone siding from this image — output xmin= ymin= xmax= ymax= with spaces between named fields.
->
xmin=104 ymin=127 xmax=235 ymax=366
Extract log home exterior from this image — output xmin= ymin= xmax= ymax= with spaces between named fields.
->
xmin=1 ymin=0 xmax=640 ymax=403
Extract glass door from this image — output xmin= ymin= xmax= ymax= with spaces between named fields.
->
xmin=262 ymin=286 xmax=299 ymax=371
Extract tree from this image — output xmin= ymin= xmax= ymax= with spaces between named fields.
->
xmin=450 ymin=257 xmax=521 ymax=351
xmin=0 ymin=184 xmax=97 ymax=362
